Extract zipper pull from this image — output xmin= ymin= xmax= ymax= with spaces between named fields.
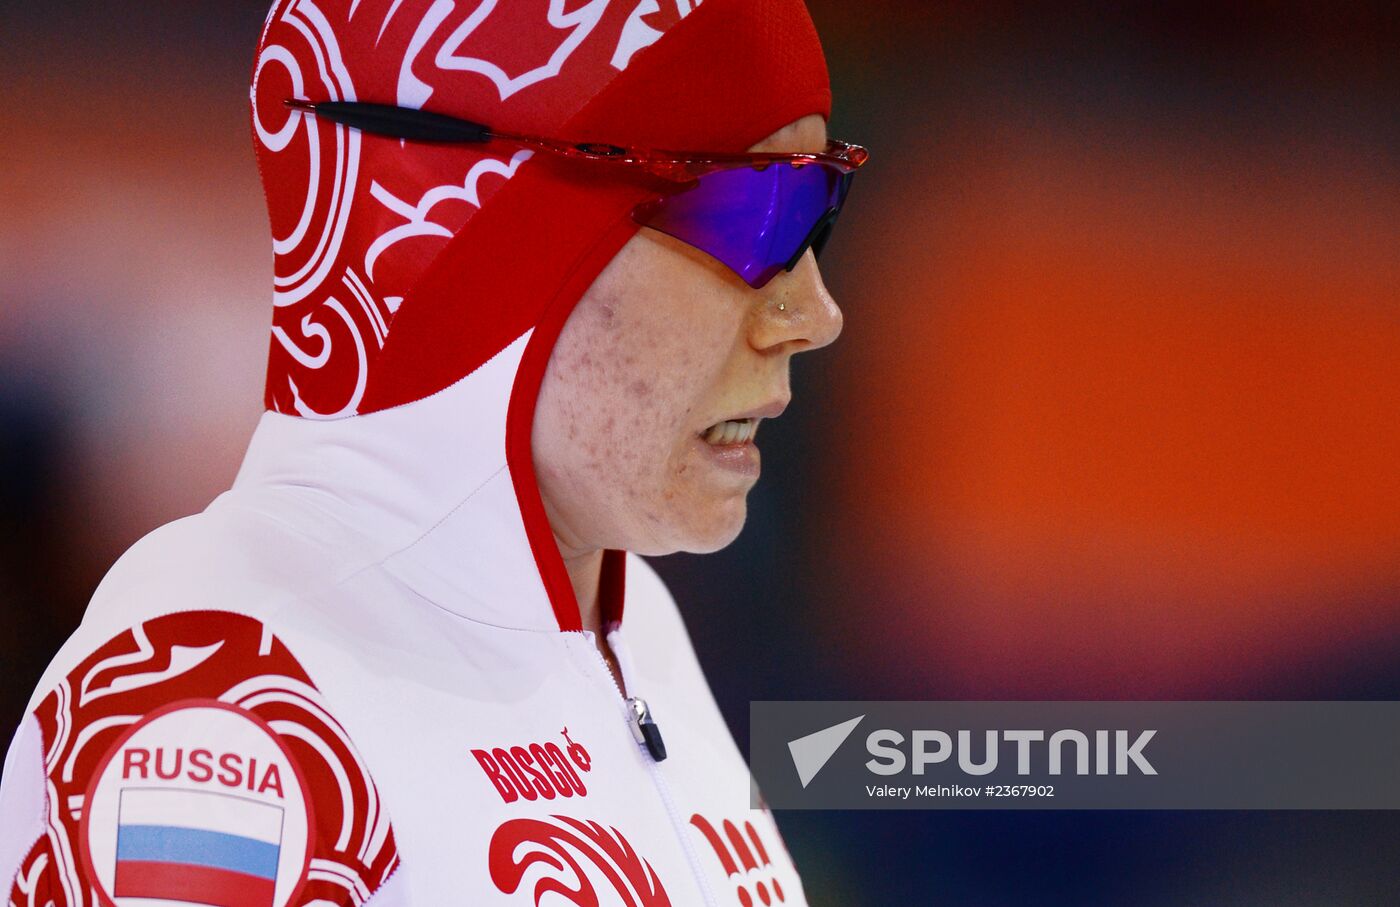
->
xmin=627 ymin=697 xmax=668 ymax=762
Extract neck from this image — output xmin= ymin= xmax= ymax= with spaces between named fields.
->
xmin=558 ymin=544 xmax=605 ymax=636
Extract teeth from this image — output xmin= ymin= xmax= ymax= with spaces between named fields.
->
xmin=703 ymin=419 xmax=758 ymax=445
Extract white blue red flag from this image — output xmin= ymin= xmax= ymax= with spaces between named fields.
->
xmin=113 ymin=787 xmax=283 ymax=907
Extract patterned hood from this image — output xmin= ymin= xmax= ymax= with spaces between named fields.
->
xmin=249 ymin=0 xmax=832 ymax=417
xmin=240 ymin=0 xmax=833 ymax=631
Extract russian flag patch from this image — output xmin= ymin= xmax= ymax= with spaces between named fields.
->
xmin=20 ymin=612 xmax=401 ymax=907
xmin=114 ymin=788 xmax=282 ymax=907
xmin=80 ymin=699 xmax=313 ymax=907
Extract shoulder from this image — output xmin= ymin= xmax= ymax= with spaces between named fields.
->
xmin=621 ymin=551 xmax=674 ymax=615
xmin=622 ymin=551 xmax=672 ymax=600
xmin=83 ymin=499 xmax=351 ymax=633
xmin=24 ymin=499 xmax=358 ymax=712
xmin=621 ymin=552 xmax=693 ymax=645
xmin=621 ymin=553 xmax=718 ymax=692
xmin=1 ymin=607 xmax=404 ymax=907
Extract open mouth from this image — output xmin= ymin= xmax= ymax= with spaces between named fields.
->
xmin=701 ymin=418 xmax=759 ymax=446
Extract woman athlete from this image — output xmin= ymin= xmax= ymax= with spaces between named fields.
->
xmin=0 ymin=1 xmax=866 ymax=904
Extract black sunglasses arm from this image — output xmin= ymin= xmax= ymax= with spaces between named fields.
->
xmin=283 ymin=99 xmax=498 ymax=144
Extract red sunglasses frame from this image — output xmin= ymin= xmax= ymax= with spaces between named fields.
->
xmin=282 ymin=99 xmax=870 ymax=184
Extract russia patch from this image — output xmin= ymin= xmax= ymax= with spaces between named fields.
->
xmin=81 ymin=700 xmax=313 ymax=907
xmin=8 ymin=610 xmax=400 ymax=907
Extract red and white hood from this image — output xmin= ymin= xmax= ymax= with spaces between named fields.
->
xmin=246 ymin=0 xmax=832 ymax=630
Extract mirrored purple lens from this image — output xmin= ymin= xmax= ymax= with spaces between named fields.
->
xmin=632 ymin=162 xmax=847 ymax=289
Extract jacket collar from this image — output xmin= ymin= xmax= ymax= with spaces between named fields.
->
xmin=233 ymin=334 xmax=573 ymax=632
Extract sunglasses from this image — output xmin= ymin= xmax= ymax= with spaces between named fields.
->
xmin=284 ymin=100 xmax=869 ymax=289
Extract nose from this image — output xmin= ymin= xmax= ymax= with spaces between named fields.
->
xmin=750 ymin=250 xmax=844 ymax=353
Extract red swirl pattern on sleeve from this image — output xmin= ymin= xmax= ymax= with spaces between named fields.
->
xmin=5 ymin=610 xmax=400 ymax=907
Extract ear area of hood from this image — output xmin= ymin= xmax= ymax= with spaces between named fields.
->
xmin=358 ymin=158 xmax=653 ymax=414
xmin=503 ymin=209 xmax=649 ymax=632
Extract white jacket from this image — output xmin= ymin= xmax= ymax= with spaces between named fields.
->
xmin=0 ymin=332 xmax=805 ymax=907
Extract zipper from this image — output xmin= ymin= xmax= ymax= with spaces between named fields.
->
xmin=627 ymin=696 xmax=668 ymax=761
xmin=604 ymin=625 xmax=668 ymax=762
xmin=580 ymin=626 xmax=721 ymax=907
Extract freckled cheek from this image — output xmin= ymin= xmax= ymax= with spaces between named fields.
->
xmin=554 ymin=324 xmax=731 ymax=522
xmin=590 ymin=344 xmax=696 ymax=444
xmin=572 ymin=391 xmax=668 ymax=497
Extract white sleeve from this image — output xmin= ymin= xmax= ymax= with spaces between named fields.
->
xmin=0 ymin=713 xmax=48 ymax=894
xmin=366 ymin=866 xmax=412 ymax=906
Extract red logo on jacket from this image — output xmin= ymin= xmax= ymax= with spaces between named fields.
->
xmin=691 ymin=814 xmax=788 ymax=907
xmin=473 ymin=727 xmax=592 ymax=803
xmin=490 ymin=815 xmax=671 ymax=906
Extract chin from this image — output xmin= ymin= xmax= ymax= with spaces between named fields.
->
xmin=635 ymin=496 xmax=749 ymax=556
xmin=679 ymin=497 xmax=749 ymax=554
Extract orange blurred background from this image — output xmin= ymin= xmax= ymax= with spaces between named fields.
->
xmin=838 ymin=110 xmax=1400 ymax=696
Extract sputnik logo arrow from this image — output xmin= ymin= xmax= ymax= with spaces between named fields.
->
xmin=787 ymin=715 xmax=865 ymax=788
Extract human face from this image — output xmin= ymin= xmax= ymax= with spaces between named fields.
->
xmin=533 ymin=115 xmax=844 ymax=558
